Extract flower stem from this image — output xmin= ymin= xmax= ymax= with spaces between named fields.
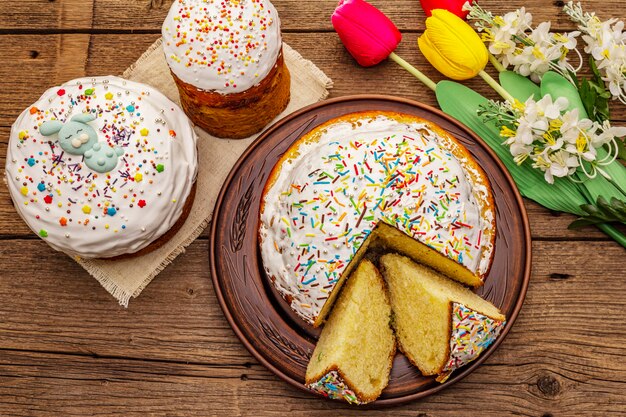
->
xmin=478 ymin=70 xmax=516 ymax=103
xmin=389 ymin=52 xmax=437 ymax=92
xmin=488 ymin=53 xmax=506 ymax=73
xmin=596 ymin=223 xmax=626 ymax=249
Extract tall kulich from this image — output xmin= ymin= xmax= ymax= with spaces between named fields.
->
xmin=162 ymin=0 xmax=291 ymax=139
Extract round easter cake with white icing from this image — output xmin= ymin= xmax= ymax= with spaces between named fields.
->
xmin=162 ymin=0 xmax=282 ymax=95
xmin=259 ymin=111 xmax=496 ymax=326
xmin=5 ymin=76 xmax=198 ymax=259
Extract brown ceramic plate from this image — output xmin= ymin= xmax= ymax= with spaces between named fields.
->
xmin=209 ymin=95 xmax=531 ymax=406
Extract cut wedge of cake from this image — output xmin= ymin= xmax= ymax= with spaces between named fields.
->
xmin=380 ymin=254 xmax=506 ymax=382
xmin=306 ymin=259 xmax=396 ymax=404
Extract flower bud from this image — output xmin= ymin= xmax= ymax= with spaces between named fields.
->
xmin=332 ymin=0 xmax=402 ymax=67
xmin=418 ymin=9 xmax=488 ymax=80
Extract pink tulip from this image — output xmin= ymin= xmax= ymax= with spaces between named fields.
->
xmin=331 ymin=0 xmax=402 ymax=67
xmin=419 ymin=0 xmax=472 ymax=19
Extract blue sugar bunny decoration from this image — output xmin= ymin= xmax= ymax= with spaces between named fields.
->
xmin=40 ymin=113 xmax=98 ymax=155
xmin=40 ymin=113 xmax=125 ymax=173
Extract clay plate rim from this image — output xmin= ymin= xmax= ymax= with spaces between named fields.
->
xmin=209 ymin=95 xmax=532 ymax=406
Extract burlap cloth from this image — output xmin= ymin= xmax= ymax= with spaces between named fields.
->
xmin=77 ymin=39 xmax=333 ymax=306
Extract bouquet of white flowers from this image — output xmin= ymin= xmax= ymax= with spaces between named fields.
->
xmin=433 ymin=3 xmax=626 ymax=246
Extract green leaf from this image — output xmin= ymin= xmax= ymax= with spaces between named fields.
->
xmin=435 ymin=80 xmax=587 ymax=216
xmin=569 ymin=196 xmax=626 ymax=228
xmin=576 ymin=171 xmax=626 ymax=204
xmin=540 ymin=71 xmax=589 ymax=118
xmin=617 ymin=139 xmax=626 ymax=161
xmin=499 ymin=71 xmax=541 ymax=102
xmin=594 ymin=147 xmax=626 ymax=197
xmin=579 ymin=57 xmax=611 ymax=123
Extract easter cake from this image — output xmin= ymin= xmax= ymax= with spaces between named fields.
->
xmin=162 ymin=0 xmax=291 ymax=139
xmin=258 ymin=111 xmax=496 ymax=327
xmin=380 ymin=254 xmax=506 ymax=383
xmin=5 ymin=76 xmax=198 ymax=259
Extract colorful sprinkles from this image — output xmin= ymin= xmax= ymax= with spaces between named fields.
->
xmin=162 ymin=0 xmax=282 ymax=93
xmin=437 ymin=303 xmax=505 ymax=383
xmin=306 ymin=370 xmax=361 ymax=405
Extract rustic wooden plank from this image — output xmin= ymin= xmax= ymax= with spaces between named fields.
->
xmin=3 ymin=0 xmax=623 ymax=32
xmin=2 ymin=32 xmax=625 ymax=129
xmin=0 ymin=348 xmax=623 ymax=417
xmin=0 ymin=0 xmax=94 ymax=31
xmin=0 ymin=240 xmax=624 ymax=416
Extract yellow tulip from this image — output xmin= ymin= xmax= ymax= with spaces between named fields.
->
xmin=418 ymin=9 xmax=488 ymax=80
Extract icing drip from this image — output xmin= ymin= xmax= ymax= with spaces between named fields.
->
xmin=162 ymin=0 xmax=282 ymax=94
xmin=306 ymin=370 xmax=362 ymax=405
xmin=259 ymin=114 xmax=495 ymax=325
xmin=437 ymin=303 xmax=505 ymax=382
xmin=5 ymin=76 xmax=198 ymax=258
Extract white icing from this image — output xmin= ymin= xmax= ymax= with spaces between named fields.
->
xmin=259 ymin=114 xmax=495 ymax=325
xmin=5 ymin=76 xmax=198 ymax=258
xmin=162 ymin=0 xmax=282 ymax=94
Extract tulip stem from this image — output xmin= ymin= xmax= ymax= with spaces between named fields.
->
xmin=478 ymin=70 xmax=515 ymax=103
xmin=488 ymin=54 xmax=506 ymax=73
xmin=389 ymin=52 xmax=437 ymax=92
xmin=597 ymin=223 xmax=626 ymax=249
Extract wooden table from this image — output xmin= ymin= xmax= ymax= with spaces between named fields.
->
xmin=1 ymin=1 xmax=625 ymax=416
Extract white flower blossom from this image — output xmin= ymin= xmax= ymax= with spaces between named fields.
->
xmin=564 ymin=1 xmax=626 ymax=104
xmin=465 ymin=2 xmax=581 ymax=83
xmin=479 ymin=95 xmax=625 ymax=183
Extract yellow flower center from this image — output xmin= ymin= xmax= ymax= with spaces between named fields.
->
xmin=576 ymin=134 xmax=588 ymax=153
xmin=493 ymin=41 xmax=512 ymax=51
xmin=553 ymin=33 xmax=568 ymax=43
xmin=514 ymin=153 xmax=529 ymax=165
xmin=534 ymin=154 xmax=550 ymax=168
xmin=542 ymin=131 xmax=557 ymax=146
xmin=532 ymin=47 xmax=546 ymax=60
xmin=549 ymin=119 xmax=563 ymax=131
xmin=481 ymin=29 xmax=494 ymax=42
xmin=493 ymin=16 xmax=505 ymax=26
xmin=500 ymin=126 xmax=517 ymax=138
xmin=512 ymin=99 xmax=526 ymax=112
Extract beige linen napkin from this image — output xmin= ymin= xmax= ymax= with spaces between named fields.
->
xmin=77 ymin=39 xmax=333 ymax=306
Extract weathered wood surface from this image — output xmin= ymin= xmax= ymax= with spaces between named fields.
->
xmin=0 ymin=240 xmax=624 ymax=416
xmin=1 ymin=33 xmax=625 ymax=130
xmin=2 ymin=0 xmax=625 ymax=32
xmin=0 ymin=0 xmax=625 ymax=415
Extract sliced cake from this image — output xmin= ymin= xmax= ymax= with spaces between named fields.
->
xmin=259 ymin=111 xmax=496 ymax=327
xmin=306 ymin=259 xmax=396 ymax=404
xmin=380 ymin=254 xmax=506 ymax=382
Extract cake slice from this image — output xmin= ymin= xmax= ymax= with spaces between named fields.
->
xmin=306 ymin=259 xmax=396 ymax=404
xmin=380 ymin=254 xmax=505 ymax=382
